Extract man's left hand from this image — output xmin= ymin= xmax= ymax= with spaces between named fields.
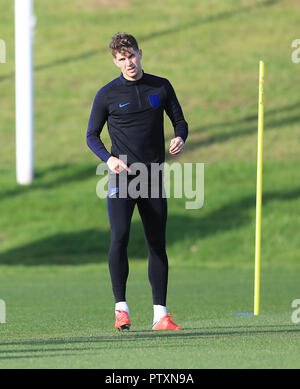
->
xmin=169 ymin=136 xmax=185 ymax=155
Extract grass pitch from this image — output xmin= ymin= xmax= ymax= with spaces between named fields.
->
xmin=0 ymin=263 xmax=300 ymax=369
xmin=1 ymin=0 xmax=300 ymax=369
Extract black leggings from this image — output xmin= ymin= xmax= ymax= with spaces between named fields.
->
xmin=107 ymin=194 xmax=168 ymax=306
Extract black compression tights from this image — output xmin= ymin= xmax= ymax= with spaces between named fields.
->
xmin=107 ymin=195 xmax=168 ymax=306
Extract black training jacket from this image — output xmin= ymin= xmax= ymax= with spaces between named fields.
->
xmin=86 ymin=71 xmax=188 ymax=166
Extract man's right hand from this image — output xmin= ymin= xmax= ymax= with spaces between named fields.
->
xmin=107 ymin=156 xmax=131 ymax=174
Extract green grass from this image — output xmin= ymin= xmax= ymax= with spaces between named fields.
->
xmin=1 ymin=160 xmax=299 ymax=267
xmin=1 ymin=0 xmax=300 ymax=369
xmin=1 ymin=263 xmax=300 ymax=368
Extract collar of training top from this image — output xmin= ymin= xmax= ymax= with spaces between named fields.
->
xmin=119 ymin=70 xmax=145 ymax=86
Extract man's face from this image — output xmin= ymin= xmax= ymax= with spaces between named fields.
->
xmin=113 ymin=48 xmax=143 ymax=80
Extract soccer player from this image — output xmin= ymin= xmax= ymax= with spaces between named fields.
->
xmin=87 ymin=33 xmax=188 ymax=331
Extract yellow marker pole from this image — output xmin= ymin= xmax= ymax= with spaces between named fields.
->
xmin=254 ymin=61 xmax=264 ymax=316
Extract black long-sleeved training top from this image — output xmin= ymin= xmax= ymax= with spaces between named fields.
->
xmin=86 ymin=71 xmax=188 ymax=166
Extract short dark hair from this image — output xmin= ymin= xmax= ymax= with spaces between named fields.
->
xmin=109 ymin=33 xmax=139 ymax=57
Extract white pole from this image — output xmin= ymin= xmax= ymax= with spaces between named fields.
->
xmin=15 ymin=0 xmax=34 ymax=185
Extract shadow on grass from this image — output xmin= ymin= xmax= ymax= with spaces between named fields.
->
xmin=0 ymin=163 xmax=97 ymax=201
xmin=0 ymin=0 xmax=280 ymax=83
xmin=0 ymin=187 xmax=299 ymax=265
xmin=0 ymin=324 xmax=299 ymax=361
xmin=165 ymin=101 xmax=300 ymax=160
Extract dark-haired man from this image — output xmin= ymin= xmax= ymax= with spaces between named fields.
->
xmin=87 ymin=33 xmax=188 ymax=331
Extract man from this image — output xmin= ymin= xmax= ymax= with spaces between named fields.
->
xmin=87 ymin=33 xmax=188 ymax=331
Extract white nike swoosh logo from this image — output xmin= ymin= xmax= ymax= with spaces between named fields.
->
xmin=119 ymin=102 xmax=130 ymax=108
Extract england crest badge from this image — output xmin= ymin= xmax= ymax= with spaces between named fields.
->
xmin=148 ymin=94 xmax=161 ymax=108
